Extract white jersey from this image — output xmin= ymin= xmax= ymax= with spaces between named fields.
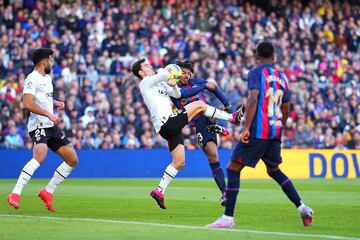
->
xmin=23 ymin=70 xmax=54 ymax=132
xmin=139 ymin=68 xmax=181 ymax=133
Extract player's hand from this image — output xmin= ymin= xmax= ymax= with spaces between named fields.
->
xmin=167 ymin=79 xmax=177 ymax=87
xmin=240 ymin=129 xmax=250 ymax=144
xmin=54 ymin=100 xmax=65 ymax=110
xmin=205 ymin=82 xmax=216 ymax=91
xmin=224 ymin=105 xmax=232 ymax=113
xmin=48 ymin=114 xmax=61 ymax=125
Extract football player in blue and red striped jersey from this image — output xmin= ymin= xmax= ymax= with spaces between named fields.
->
xmin=206 ymin=41 xmax=313 ymax=228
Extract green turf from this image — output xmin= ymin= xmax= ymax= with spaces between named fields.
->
xmin=0 ymin=179 xmax=359 ymax=240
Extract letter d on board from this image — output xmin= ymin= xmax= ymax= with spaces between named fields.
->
xmin=309 ymin=153 xmax=326 ymax=178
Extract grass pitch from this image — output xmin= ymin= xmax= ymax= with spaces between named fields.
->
xmin=0 ymin=179 xmax=359 ymax=240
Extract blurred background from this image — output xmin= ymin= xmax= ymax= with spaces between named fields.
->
xmin=0 ymin=0 xmax=359 ymax=152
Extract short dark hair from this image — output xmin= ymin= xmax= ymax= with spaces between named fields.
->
xmin=132 ymin=58 xmax=146 ymax=79
xmin=32 ymin=48 xmax=54 ymax=66
xmin=256 ymin=41 xmax=274 ymax=59
xmin=175 ymin=60 xmax=194 ymax=73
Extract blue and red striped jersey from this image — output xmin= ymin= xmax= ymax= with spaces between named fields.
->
xmin=171 ymin=78 xmax=207 ymax=126
xmin=248 ymin=64 xmax=290 ymax=139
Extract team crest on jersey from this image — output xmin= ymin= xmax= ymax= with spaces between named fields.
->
xmin=180 ymin=99 xmax=187 ymax=105
xmin=27 ymin=82 xmax=33 ymax=88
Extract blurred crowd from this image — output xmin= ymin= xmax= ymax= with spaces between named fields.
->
xmin=0 ymin=0 xmax=359 ymax=150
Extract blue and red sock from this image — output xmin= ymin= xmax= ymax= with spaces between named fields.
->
xmin=224 ymin=168 xmax=240 ymax=217
xmin=268 ymin=168 xmax=301 ymax=207
xmin=210 ymin=162 xmax=226 ymax=193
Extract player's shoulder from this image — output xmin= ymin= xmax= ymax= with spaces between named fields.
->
xmin=190 ymin=78 xmax=206 ymax=84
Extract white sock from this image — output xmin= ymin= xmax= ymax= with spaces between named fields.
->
xmin=204 ymin=105 xmax=232 ymax=121
xmin=12 ymin=158 xmax=41 ymax=195
xmin=297 ymin=202 xmax=306 ymax=212
xmin=157 ymin=164 xmax=178 ymax=194
xmin=45 ymin=162 xmax=73 ymax=194
xmin=222 ymin=215 xmax=234 ymax=220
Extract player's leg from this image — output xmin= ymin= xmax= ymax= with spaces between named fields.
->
xmin=151 ymin=134 xmax=184 ymax=209
xmin=204 ymin=141 xmax=227 ymax=203
xmin=206 ymin=138 xmax=267 ymax=228
xmin=7 ymin=135 xmax=48 ymax=209
xmin=196 ymin=117 xmax=227 ymax=203
xmin=263 ymin=140 xmax=313 ymax=226
xmin=184 ymin=101 xmax=244 ymax=124
xmin=38 ymin=127 xmax=78 ymax=212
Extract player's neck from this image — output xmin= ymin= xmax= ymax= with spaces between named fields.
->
xmin=34 ymin=67 xmax=46 ymax=76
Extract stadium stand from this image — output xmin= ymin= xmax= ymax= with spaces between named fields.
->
xmin=0 ymin=0 xmax=359 ymax=150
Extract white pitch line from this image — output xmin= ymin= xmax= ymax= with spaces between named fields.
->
xmin=0 ymin=214 xmax=359 ymax=240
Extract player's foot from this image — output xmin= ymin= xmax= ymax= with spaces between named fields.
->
xmin=205 ymin=215 xmax=235 ymax=228
xmin=38 ymin=188 xmax=55 ymax=212
xmin=150 ymin=188 xmax=166 ymax=209
xmin=206 ymin=125 xmax=231 ymax=136
xmin=230 ymin=105 xmax=245 ymax=125
xmin=220 ymin=193 xmax=227 ymax=207
xmin=299 ymin=205 xmax=313 ymax=226
xmin=7 ymin=193 xmax=20 ymax=209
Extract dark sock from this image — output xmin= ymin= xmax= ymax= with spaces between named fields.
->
xmin=224 ymin=168 xmax=240 ymax=217
xmin=210 ymin=162 xmax=226 ymax=193
xmin=268 ymin=169 xmax=302 ymax=207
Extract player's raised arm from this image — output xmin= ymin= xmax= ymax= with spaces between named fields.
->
xmin=180 ymin=84 xmax=206 ymax=98
xmin=164 ymin=81 xmax=181 ymax=98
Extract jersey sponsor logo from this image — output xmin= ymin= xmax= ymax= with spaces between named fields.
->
xmin=158 ymin=89 xmax=168 ymax=96
xmin=26 ymin=82 xmax=33 ymax=88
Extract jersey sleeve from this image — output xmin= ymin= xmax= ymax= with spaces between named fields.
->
xmin=180 ymin=85 xmax=206 ymax=98
xmin=192 ymin=78 xmax=207 ymax=84
xmin=164 ymin=83 xmax=181 ymax=98
xmin=247 ymin=70 xmax=261 ymax=90
xmin=23 ymin=75 xmax=37 ymax=96
xmin=139 ymin=68 xmax=170 ymax=89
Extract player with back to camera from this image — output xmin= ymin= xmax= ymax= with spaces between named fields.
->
xmin=132 ymin=59 xmax=245 ymax=209
xmin=7 ymin=48 xmax=79 ymax=212
xmin=206 ymin=41 xmax=314 ymax=228
xmin=171 ymin=60 xmax=243 ymax=206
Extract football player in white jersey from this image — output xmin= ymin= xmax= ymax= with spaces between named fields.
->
xmin=132 ymin=59 xmax=244 ymax=209
xmin=7 ymin=48 xmax=79 ymax=212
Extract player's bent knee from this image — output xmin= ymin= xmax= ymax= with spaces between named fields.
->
xmin=266 ymin=165 xmax=279 ymax=174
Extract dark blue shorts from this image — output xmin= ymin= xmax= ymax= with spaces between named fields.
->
xmin=231 ymin=137 xmax=282 ymax=168
xmin=194 ymin=115 xmax=217 ymax=148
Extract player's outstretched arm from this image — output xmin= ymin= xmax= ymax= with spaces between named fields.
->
xmin=140 ymin=68 xmax=170 ymax=88
xmin=205 ymin=82 xmax=231 ymax=109
xmin=180 ymin=85 xmax=206 ymax=98
xmin=24 ymin=93 xmax=60 ymax=125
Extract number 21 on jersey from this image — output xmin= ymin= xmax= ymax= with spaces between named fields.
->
xmin=265 ymin=88 xmax=283 ymax=118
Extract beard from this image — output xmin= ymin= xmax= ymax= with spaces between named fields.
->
xmin=44 ymin=67 xmax=51 ymax=74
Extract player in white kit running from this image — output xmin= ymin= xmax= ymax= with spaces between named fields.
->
xmin=132 ymin=59 xmax=244 ymax=209
xmin=7 ymin=48 xmax=79 ymax=212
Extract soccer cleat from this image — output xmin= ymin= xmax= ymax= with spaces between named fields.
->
xmin=220 ymin=193 xmax=227 ymax=207
xmin=206 ymin=125 xmax=231 ymax=136
xmin=231 ymin=105 xmax=245 ymax=125
xmin=7 ymin=193 xmax=20 ymax=209
xmin=299 ymin=205 xmax=314 ymax=226
xmin=150 ymin=188 xmax=166 ymax=209
xmin=38 ymin=188 xmax=55 ymax=212
xmin=205 ymin=215 xmax=235 ymax=228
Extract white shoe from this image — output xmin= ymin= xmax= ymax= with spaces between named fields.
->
xmin=298 ymin=205 xmax=314 ymax=226
xmin=205 ymin=215 xmax=235 ymax=228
